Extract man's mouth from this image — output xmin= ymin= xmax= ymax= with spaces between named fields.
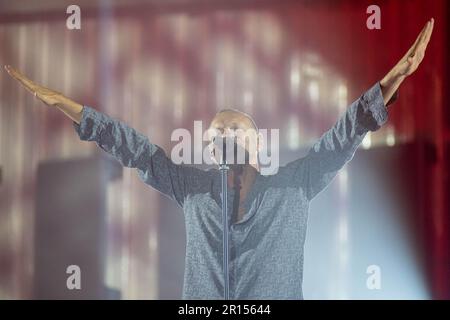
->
xmin=211 ymin=135 xmax=253 ymax=165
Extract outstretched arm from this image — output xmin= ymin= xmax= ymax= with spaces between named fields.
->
xmin=4 ymin=66 xmax=211 ymax=208
xmin=286 ymin=19 xmax=434 ymax=201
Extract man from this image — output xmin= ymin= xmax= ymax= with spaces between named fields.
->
xmin=5 ymin=19 xmax=434 ymax=299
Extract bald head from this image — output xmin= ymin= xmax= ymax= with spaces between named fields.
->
xmin=212 ymin=108 xmax=258 ymax=132
xmin=207 ymin=108 xmax=261 ymax=168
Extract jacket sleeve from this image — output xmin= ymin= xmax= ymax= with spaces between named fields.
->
xmin=285 ymin=81 xmax=390 ymax=200
xmin=73 ymin=106 xmax=209 ymax=208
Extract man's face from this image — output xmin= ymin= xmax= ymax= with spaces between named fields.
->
xmin=207 ymin=110 xmax=261 ymax=166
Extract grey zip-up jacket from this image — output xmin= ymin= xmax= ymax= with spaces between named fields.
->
xmin=73 ymin=82 xmax=391 ymax=299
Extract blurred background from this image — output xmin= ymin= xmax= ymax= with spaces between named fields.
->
xmin=0 ymin=0 xmax=448 ymax=299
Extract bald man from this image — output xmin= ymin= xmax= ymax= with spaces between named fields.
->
xmin=5 ymin=19 xmax=434 ymax=299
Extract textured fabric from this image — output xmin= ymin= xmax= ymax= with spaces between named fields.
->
xmin=73 ymin=81 xmax=389 ymax=299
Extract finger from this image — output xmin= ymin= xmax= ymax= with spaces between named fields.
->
xmin=416 ymin=18 xmax=434 ymax=56
xmin=404 ymin=21 xmax=429 ymax=58
xmin=418 ymin=19 xmax=433 ymax=48
xmin=5 ymin=65 xmax=38 ymax=93
xmin=412 ymin=20 xmax=433 ymax=55
xmin=402 ymin=29 xmax=425 ymax=61
xmin=420 ymin=19 xmax=434 ymax=47
xmin=423 ymin=18 xmax=434 ymax=47
xmin=411 ymin=20 xmax=431 ymax=56
xmin=7 ymin=66 xmax=36 ymax=89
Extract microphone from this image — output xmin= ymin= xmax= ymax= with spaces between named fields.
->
xmin=221 ymin=138 xmax=227 ymax=166
xmin=214 ymin=136 xmax=238 ymax=166
xmin=216 ymin=136 xmax=233 ymax=300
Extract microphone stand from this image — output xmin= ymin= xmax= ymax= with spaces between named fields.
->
xmin=219 ymin=139 xmax=230 ymax=300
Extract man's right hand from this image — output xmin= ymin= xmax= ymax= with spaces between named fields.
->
xmin=4 ymin=65 xmax=84 ymax=123
xmin=5 ymin=65 xmax=63 ymax=107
